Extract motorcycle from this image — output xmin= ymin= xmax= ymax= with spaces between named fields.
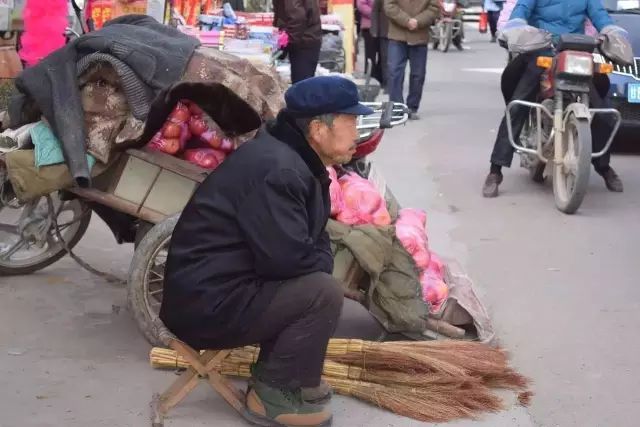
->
xmin=505 ymin=33 xmax=623 ymax=214
xmin=431 ymin=0 xmax=464 ymax=53
xmin=0 ymin=101 xmax=408 ymax=345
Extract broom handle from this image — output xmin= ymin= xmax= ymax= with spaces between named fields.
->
xmin=424 ymin=318 xmax=466 ymax=339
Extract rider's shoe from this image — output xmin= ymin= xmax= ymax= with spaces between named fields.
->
xmin=599 ymin=167 xmax=623 ymax=192
xmin=245 ymin=380 xmax=332 ymax=427
xmin=482 ymin=172 xmax=503 ymax=198
xmin=532 ymin=163 xmax=545 ymax=183
xmin=409 ymin=110 xmax=420 ymax=121
xmin=490 ymin=35 xmax=497 ymax=43
xmin=454 ymin=41 xmax=464 ymax=51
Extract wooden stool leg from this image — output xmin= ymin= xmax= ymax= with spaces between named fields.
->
xmin=150 ymin=393 xmax=165 ymax=427
xmin=200 ymin=350 xmax=247 ymax=412
xmin=207 ymin=370 xmax=246 ymax=414
xmin=156 ymin=351 xmax=220 ymax=415
xmin=153 ymin=343 xmax=250 ymax=423
xmin=158 ymin=367 xmax=201 ymax=415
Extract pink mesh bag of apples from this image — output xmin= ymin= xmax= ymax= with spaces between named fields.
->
xmin=328 ymin=168 xmax=448 ymax=313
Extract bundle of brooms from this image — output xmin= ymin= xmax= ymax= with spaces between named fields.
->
xmin=150 ymin=339 xmax=532 ymax=423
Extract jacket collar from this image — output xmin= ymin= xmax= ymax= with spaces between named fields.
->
xmin=266 ymin=111 xmax=329 ymax=184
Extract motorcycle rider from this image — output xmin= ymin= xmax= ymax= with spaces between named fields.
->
xmin=482 ymin=0 xmax=626 ymax=198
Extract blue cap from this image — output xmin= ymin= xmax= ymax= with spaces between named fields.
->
xmin=284 ymin=76 xmax=375 ymax=118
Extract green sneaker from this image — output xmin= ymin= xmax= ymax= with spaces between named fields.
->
xmin=301 ymin=381 xmax=332 ymax=405
xmin=248 ymin=363 xmax=332 ymax=405
xmin=245 ymin=380 xmax=332 ymax=427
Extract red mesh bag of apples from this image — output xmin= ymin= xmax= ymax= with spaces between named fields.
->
xmin=147 ymin=100 xmax=235 ymax=170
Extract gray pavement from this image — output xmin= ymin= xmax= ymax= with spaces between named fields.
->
xmin=1 ymin=30 xmax=639 ymax=427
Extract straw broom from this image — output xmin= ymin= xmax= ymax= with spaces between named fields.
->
xmin=325 ymin=339 xmax=469 ymax=377
xmin=150 ymin=340 xmax=529 ymax=390
xmin=327 ymin=377 xmax=503 ymax=423
xmin=149 ymin=348 xmax=504 ymax=423
xmin=377 ymin=341 xmax=530 ymax=390
xmin=150 ymin=347 xmax=474 ymax=387
xmin=149 ymin=346 xmax=529 ymax=421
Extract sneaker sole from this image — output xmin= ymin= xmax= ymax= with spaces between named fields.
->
xmin=241 ymin=408 xmax=333 ymax=427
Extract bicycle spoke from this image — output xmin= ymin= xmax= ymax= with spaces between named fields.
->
xmin=0 ymin=223 xmax=19 ymax=234
xmin=149 ymin=288 xmax=163 ymax=296
xmin=0 ymin=239 xmax=27 ymax=261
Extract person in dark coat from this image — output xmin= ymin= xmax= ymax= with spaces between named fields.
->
xmin=160 ymin=76 xmax=374 ymax=427
xmin=371 ymin=0 xmax=390 ymax=89
xmin=273 ymin=0 xmax=323 ymax=83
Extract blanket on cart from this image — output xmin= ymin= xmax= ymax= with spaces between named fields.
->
xmin=9 ymin=15 xmax=201 ymax=187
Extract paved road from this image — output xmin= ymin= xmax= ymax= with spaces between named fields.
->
xmin=373 ymin=32 xmax=640 ymax=427
xmin=1 ymin=31 xmax=639 ymax=427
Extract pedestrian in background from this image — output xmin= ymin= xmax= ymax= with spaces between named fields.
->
xmin=273 ymin=0 xmax=323 ymax=83
xmin=357 ymin=0 xmax=378 ymax=76
xmin=384 ymin=0 xmax=439 ymax=120
xmin=484 ymin=0 xmax=503 ymax=43
xmin=371 ymin=0 xmax=390 ymax=90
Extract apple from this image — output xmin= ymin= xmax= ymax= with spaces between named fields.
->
xmin=200 ymin=129 xmax=222 ymax=149
xmin=162 ymin=122 xmax=182 ymax=139
xmin=189 ymin=116 xmax=209 ymax=137
xmin=159 ymin=137 xmax=181 ymax=155
xmin=170 ymin=102 xmax=191 ymax=123
xmin=188 ymin=103 xmax=204 ymax=117
xmin=219 ymin=138 xmax=235 ymax=153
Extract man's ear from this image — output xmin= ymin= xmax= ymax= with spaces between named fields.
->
xmin=308 ymin=119 xmax=327 ymax=143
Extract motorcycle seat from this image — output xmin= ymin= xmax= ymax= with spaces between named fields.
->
xmin=556 ymin=34 xmax=598 ymax=53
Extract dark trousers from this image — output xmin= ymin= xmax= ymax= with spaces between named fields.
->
xmin=289 ymin=44 xmax=321 ymax=83
xmin=378 ymin=37 xmax=389 ymax=88
xmin=362 ymin=29 xmax=377 ymax=74
xmin=216 ymin=272 xmax=344 ymax=390
xmin=487 ymin=11 xmax=500 ymax=37
xmin=490 ymin=53 xmax=614 ymax=171
xmin=388 ymin=40 xmax=428 ymax=112
xmin=363 ymin=31 xmax=388 ymax=88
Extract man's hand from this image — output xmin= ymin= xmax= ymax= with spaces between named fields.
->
xmin=407 ymin=18 xmax=418 ymax=30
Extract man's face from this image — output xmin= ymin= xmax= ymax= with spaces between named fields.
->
xmin=308 ymin=114 xmax=359 ymax=166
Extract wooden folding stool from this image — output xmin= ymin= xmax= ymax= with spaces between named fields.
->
xmin=151 ymin=322 xmax=248 ymax=426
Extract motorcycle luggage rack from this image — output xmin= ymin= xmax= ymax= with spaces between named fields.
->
xmin=506 ymin=100 xmax=623 ymax=161
xmin=587 ymin=108 xmax=621 ymax=158
xmin=356 ymin=101 xmax=410 ymax=139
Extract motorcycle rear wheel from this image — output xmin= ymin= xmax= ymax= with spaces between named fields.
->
xmin=553 ymin=114 xmax=592 ymax=214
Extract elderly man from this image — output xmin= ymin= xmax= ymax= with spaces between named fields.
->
xmin=160 ymin=76 xmax=374 ymax=427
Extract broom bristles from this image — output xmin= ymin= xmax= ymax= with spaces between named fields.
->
xmin=330 ymin=345 xmax=469 ymax=377
xmin=483 ymin=370 xmax=531 ymax=390
xmin=518 ymin=391 xmax=534 ymax=407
